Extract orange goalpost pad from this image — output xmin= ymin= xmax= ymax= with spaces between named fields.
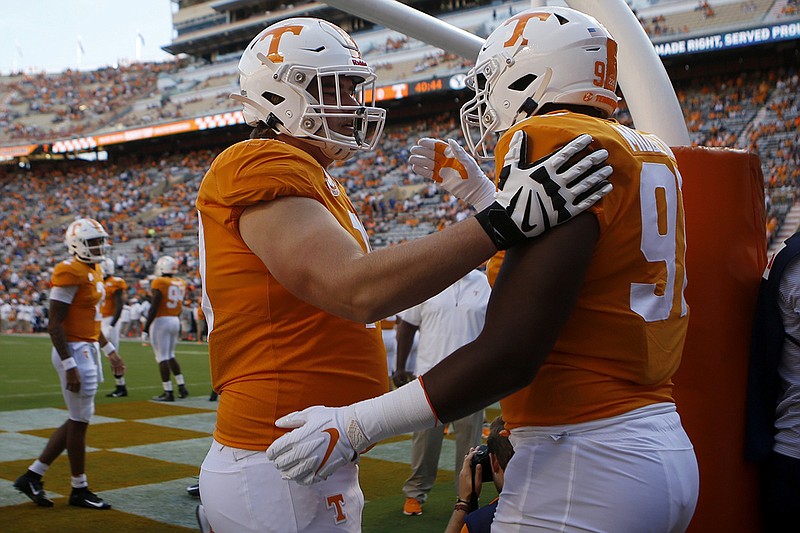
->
xmin=673 ymin=145 xmax=766 ymax=533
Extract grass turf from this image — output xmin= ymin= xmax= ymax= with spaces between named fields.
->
xmin=0 ymin=334 xmax=498 ymax=532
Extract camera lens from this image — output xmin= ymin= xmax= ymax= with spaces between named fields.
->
xmin=470 ymin=444 xmax=493 ymax=482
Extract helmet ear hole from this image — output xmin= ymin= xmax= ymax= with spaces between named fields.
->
xmin=263 ymin=92 xmax=285 ymax=105
xmin=509 ymin=74 xmax=537 ymax=92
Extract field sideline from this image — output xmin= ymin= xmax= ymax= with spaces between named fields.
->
xmin=0 ymin=334 xmax=498 ymax=532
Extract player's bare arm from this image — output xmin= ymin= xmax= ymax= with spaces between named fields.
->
xmin=240 ymin=198 xmax=496 ymax=324
xmin=423 ymin=212 xmax=599 ymax=421
xmin=98 ymin=330 xmax=125 ymax=376
xmin=47 ymin=299 xmax=81 ymax=392
xmin=143 ymin=289 xmax=162 ymax=335
xmin=111 ymin=290 xmax=124 ymax=327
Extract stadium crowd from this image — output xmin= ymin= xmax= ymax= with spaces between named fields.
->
xmin=0 ymin=62 xmax=182 ymax=144
xmin=0 ymin=54 xmax=797 ymax=338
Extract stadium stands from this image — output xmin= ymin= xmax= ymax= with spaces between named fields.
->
xmin=1 ymin=2 xmax=798 ymax=333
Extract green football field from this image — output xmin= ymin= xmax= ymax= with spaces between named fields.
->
xmin=0 ymin=334 xmax=498 ymax=532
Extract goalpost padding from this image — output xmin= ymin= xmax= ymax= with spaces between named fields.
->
xmin=673 ymin=145 xmax=766 ymax=533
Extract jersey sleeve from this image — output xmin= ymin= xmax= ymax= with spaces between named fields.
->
xmin=51 ymin=261 xmax=82 ymax=287
xmin=150 ymin=277 xmax=167 ymax=294
xmin=205 ymin=140 xmax=323 ymax=208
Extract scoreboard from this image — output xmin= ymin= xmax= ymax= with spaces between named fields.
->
xmin=367 ymin=73 xmax=467 ymax=102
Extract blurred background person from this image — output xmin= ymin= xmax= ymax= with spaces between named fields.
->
xmin=395 ymin=268 xmax=491 ymax=516
xmin=143 ymin=255 xmax=189 ymax=401
xmin=445 ymin=416 xmax=514 ymax=533
xmin=100 ymin=257 xmax=128 ymax=398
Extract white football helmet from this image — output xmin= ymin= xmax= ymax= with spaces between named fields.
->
xmin=65 ymin=218 xmax=109 ymax=264
xmin=154 ymin=256 xmax=178 ymax=277
xmin=461 ymin=7 xmax=619 ymax=158
xmin=101 ymin=257 xmax=115 ymax=277
xmin=232 ymin=17 xmax=386 ymax=161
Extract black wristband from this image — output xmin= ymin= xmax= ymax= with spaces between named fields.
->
xmin=475 ymin=201 xmax=526 ymax=250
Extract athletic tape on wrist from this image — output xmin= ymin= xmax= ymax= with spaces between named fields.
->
xmin=61 ymin=357 xmax=78 ymax=371
xmin=350 ymin=377 xmax=439 ymax=451
xmin=102 ymin=343 xmax=116 ymax=356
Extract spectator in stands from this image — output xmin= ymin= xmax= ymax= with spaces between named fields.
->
xmin=195 ymin=16 xmax=610 ymax=533
xmin=266 ymin=8 xmax=698 ymax=532
xmin=13 ymin=218 xmax=124 ymax=510
xmin=445 ymin=416 xmax=514 ymax=533
xmin=1 ymin=298 xmax=13 ymax=333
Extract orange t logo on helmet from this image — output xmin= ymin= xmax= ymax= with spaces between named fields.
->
xmin=502 ymin=12 xmax=552 ymax=47
xmin=258 ymin=25 xmax=304 ymax=63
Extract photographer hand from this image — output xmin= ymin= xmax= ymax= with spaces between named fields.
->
xmin=459 ymin=447 xmax=482 ymax=503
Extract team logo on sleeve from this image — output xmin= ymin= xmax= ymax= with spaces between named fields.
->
xmin=325 ymin=174 xmax=341 ymax=197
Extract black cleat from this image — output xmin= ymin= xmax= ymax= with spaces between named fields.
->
xmin=13 ymin=474 xmax=53 ymax=507
xmin=178 ymin=385 xmax=189 ymax=399
xmin=152 ymin=391 xmax=175 ymax=402
xmin=106 ymin=386 xmax=128 ymax=398
xmin=209 ymin=391 xmax=218 ymax=401
xmin=187 ymin=483 xmax=200 ymax=498
xmin=69 ymin=487 xmax=111 ymax=509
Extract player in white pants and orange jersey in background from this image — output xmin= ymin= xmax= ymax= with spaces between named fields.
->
xmin=13 ymin=218 xmax=125 ymax=510
xmin=143 ymin=255 xmax=189 ymax=402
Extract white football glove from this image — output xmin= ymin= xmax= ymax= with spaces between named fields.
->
xmin=475 ymin=131 xmax=613 ymax=250
xmin=267 ymin=379 xmax=437 ymax=485
xmin=409 ymin=138 xmax=496 ymax=211
xmin=267 ymin=405 xmax=364 ymax=486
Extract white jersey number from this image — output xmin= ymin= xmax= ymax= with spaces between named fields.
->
xmin=166 ymin=283 xmax=185 ymax=309
xmin=631 ymin=162 xmax=688 ymax=322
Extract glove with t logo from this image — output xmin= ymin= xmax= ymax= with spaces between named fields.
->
xmin=409 ymin=138 xmax=496 ymax=211
xmin=475 ymin=131 xmax=613 ymax=250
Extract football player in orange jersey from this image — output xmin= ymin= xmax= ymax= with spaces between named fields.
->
xmin=13 ymin=218 xmax=125 ymax=510
xmin=143 ymin=255 xmax=189 ymax=402
xmin=268 ymin=8 xmax=700 ymax=532
xmin=100 ymin=257 xmax=129 ymax=398
xmin=197 ymin=16 xmax=613 ymax=533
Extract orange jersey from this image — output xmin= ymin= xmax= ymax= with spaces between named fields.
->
xmin=495 ymin=111 xmax=689 ymax=428
xmin=197 ymin=139 xmax=388 ymax=450
xmin=100 ymin=276 xmax=128 ymax=318
xmin=51 ymin=258 xmax=104 ymax=343
xmin=151 ymin=276 xmax=187 ymax=317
